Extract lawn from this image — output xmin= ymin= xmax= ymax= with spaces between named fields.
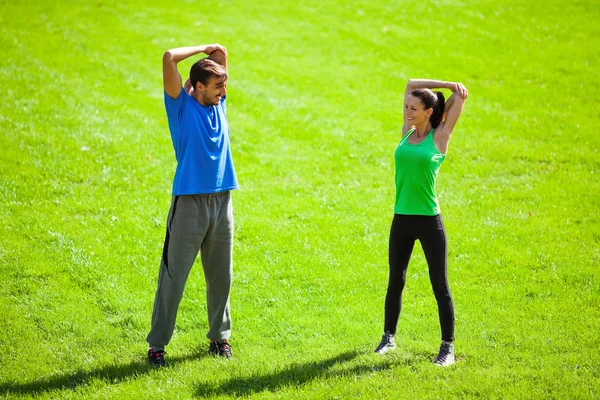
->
xmin=0 ymin=0 xmax=599 ymax=398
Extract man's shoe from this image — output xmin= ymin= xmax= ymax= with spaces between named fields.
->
xmin=148 ymin=348 xmax=166 ymax=367
xmin=374 ymin=331 xmax=396 ymax=355
xmin=434 ymin=341 xmax=455 ymax=366
xmin=209 ymin=340 xmax=233 ymax=359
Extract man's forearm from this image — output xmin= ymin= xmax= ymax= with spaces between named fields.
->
xmin=164 ymin=45 xmax=212 ymax=64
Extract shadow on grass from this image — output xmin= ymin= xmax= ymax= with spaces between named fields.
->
xmin=0 ymin=348 xmax=208 ymax=396
xmin=195 ymin=350 xmax=393 ymax=398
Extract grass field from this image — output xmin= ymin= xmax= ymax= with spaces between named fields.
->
xmin=1 ymin=0 xmax=599 ymax=398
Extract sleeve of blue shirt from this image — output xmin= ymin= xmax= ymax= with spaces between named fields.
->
xmin=164 ymin=87 xmax=187 ymax=157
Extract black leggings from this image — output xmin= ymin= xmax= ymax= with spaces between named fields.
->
xmin=384 ymin=214 xmax=455 ymax=342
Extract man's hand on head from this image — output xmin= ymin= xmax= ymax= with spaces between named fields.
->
xmin=206 ymin=44 xmax=228 ymax=68
xmin=205 ymin=44 xmax=228 ymax=57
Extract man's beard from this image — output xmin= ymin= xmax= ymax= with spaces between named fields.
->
xmin=204 ymin=94 xmax=219 ymax=105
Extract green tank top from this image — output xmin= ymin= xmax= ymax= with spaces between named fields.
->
xmin=394 ymin=128 xmax=446 ymax=215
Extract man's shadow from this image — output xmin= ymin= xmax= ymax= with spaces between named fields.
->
xmin=194 ymin=350 xmax=394 ymax=398
xmin=1 ymin=349 xmax=399 ymax=397
xmin=0 ymin=348 xmax=209 ymax=397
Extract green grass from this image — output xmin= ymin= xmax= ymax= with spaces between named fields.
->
xmin=1 ymin=0 xmax=599 ymax=398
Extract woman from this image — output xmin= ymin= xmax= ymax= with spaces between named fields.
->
xmin=374 ymin=79 xmax=468 ymax=367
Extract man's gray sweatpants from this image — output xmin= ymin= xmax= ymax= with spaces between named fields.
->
xmin=147 ymin=191 xmax=233 ymax=346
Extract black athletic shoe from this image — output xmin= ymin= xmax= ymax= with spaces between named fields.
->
xmin=209 ymin=340 xmax=233 ymax=359
xmin=148 ymin=348 xmax=166 ymax=366
xmin=433 ymin=341 xmax=455 ymax=366
xmin=374 ymin=331 xmax=396 ymax=355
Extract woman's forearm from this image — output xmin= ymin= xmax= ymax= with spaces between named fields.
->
xmin=407 ymin=79 xmax=454 ymax=91
xmin=444 ymin=93 xmax=456 ymax=114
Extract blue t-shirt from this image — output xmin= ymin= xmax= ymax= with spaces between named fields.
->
xmin=164 ymin=88 xmax=238 ymax=195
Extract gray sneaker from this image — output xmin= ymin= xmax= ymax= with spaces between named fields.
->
xmin=434 ymin=341 xmax=455 ymax=366
xmin=374 ymin=331 xmax=396 ymax=355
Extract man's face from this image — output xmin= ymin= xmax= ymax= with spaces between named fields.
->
xmin=197 ymin=76 xmax=227 ymax=106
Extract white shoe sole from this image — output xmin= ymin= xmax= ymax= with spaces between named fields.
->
xmin=375 ymin=345 xmax=396 ymax=355
xmin=434 ymin=356 xmax=455 ymax=366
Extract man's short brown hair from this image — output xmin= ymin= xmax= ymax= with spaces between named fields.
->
xmin=190 ymin=58 xmax=227 ymax=89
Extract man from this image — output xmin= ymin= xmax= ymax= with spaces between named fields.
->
xmin=147 ymin=43 xmax=238 ymax=366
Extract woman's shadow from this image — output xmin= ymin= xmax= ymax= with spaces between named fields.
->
xmin=194 ymin=350 xmax=394 ymax=398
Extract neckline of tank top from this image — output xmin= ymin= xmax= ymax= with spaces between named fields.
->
xmin=405 ymin=128 xmax=434 ymax=145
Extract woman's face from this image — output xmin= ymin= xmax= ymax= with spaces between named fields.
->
xmin=405 ymin=95 xmax=432 ymax=126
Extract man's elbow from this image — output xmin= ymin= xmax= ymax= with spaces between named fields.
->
xmin=162 ymin=51 xmax=174 ymax=64
xmin=208 ymin=49 xmax=227 ymax=66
